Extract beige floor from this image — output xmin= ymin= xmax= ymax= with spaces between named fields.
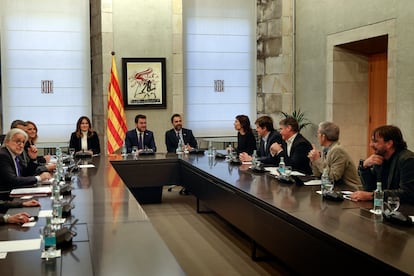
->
xmin=141 ymin=187 xmax=292 ymax=276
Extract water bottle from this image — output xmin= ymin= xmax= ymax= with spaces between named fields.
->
xmin=373 ymin=181 xmax=384 ymax=215
xmin=52 ymin=180 xmax=62 ymax=223
xmin=252 ymin=150 xmax=258 ymax=168
xmin=121 ymin=142 xmax=127 ymax=156
xmin=208 ymin=141 xmax=214 ymax=157
xmin=227 ymin=144 xmax=234 ymax=158
xmin=176 ymin=139 xmax=183 ymax=154
xmin=279 ymin=157 xmax=286 ymax=174
xmin=42 ymin=216 xmax=57 ymax=258
xmin=321 ymin=167 xmax=330 ymax=195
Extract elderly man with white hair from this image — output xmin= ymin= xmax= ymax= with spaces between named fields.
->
xmin=0 ymin=128 xmax=51 ymax=192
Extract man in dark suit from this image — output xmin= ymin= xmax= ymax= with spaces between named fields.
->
xmin=0 ymin=128 xmax=51 ymax=192
xmin=165 ymin=114 xmax=197 ymax=153
xmin=239 ymin=115 xmax=282 ymax=164
xmin=125 ymin=114 xmax=157 ymax=153
xmin=270 ymin=116 xmax=312 ymax=174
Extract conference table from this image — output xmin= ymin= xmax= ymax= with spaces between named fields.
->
xmin=0 ymin=155 xmax=184 ymax=276
xmin=111 ymin=152 xmax=414 ymax=276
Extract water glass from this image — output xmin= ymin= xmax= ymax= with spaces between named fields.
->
xmin=387 ymin=196 xmax=400 ymax=212
xmin=325 ymin=181 xmax=334 ymax=192
xmin=284 ymin=166 xmax=292 ymax=177
xmin=69 ymin=148 xmax=75 ymax=158
xmin=132 ymin=146 xmax=138 ymax=157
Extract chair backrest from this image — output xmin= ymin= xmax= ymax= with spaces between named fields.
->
xmin=0 ymin=134 xmax=6 ymax=146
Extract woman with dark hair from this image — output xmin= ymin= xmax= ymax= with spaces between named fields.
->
xmin=69 ymin=116 xmax=101 ymax=155
xmin=234 ymin=115 xmax=257 ymax=155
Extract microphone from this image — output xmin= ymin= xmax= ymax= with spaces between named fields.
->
xmin=62 ymin=195 xmax=76 ymax=217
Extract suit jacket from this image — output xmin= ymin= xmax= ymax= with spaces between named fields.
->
xmin=125 ymin=129 xmax=157 ymax=153
xmin=165 ymin=128 xmax=197 ymax=153
xmin=236 ymin=131 xmax=257 ymax=155
xmin=258 ymin=130 xmax=282 ymax=164
xmin=69 ymin=131 xmax=101 ymax=154
xmin=277 ymin=133 xmax=312 ymax=174
xmin=359 ymin=148 xmax=414 ymax=204
xmin=310 ymin=142 xmax=361 ymax=189
xmin=0 ymin=147 xmax=38 ymax=192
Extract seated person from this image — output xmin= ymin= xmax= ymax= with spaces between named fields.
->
xmin=165 ymin=114 xmax=197 ymax=153
xmin=1 ymin=212 xmax=31 ymax=225
xmin=0 ymin=198 xmax=40 ymax=213
xmin=234 ymin=115 xmax=256 ymax=155
xmin=125 ymin=114 xmax=157 ymax=153
xmin=307 ymin=121 xmax=361 ymax=189
xmin=25 ymin=120 xmax=56 ymax=173
xmin=69 ymin=116 xmax=101 ymax=155
xmin=270 ymin=117 xmax=312 ymax=174
xmin=351 ymin=125 xmax=414 ymax=203
xmin=0 ymin=128 xmax=51 ymax=192
xmin=239 ymin=115 xmax=282 ymax=164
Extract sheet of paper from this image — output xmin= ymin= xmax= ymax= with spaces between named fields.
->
xmin=10 ymin=186 xmax=51 ymax=196
xmin=291 ymin=171 xmax=306 ymax=176
xmin=39 ymin=178 xmax=54 ymax=185
xmin=22 ymin=221 xmax=36 ymax=227
xmin=79 ymin=164 xmax=95 ymax=168
xmin=38 ymin=210 xmax=53 ymax=217
xmin=264 ymin=167 xmax=279 ymax=174
xmin=304 ymin=179 xmax=322 ymax=186
xmin=0 ymin=239 xmax=41 ymax=253
xmin=0 ymin=252 xmax=6 ymax=259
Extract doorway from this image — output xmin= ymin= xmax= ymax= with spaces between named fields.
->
xmin=327 ymin=22 xmax=395 ymax=164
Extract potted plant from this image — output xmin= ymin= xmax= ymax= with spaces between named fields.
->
xmin=281 ymin=109 xmax=312 ymax=131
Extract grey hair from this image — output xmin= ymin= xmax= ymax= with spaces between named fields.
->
xmin=318 ymin=121 xmax=339 ymax=141
xmin=4 ymin=128 xmax=28 ymax=145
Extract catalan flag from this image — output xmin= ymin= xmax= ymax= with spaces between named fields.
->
xmin=107 ymin=52 xmax=127 ymax=154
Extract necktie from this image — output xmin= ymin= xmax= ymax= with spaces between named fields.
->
xmin=138 ymin=133 xmax=143 ymax=149
xmin=15 ymin=156 xmax=21 ymax=176
xmin=176 ymin=132 xmax=180 ymax=141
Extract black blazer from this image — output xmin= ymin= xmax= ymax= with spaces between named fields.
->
xmin=165 ymin=128 xmax=197 ymax=153
xmin=0 ymin=147 xmax=38 ymax=192
xmin=69 ymin=131 xmax=101 ymax=155
xmin=277 ymin=133 xmax=312 ymax=174
xmin=236 ymin=131 xmax=257 ymax=155
xmin=258 ymin=130 xmax=283 ymax=164
xmin=125 ymin=129 xmax=157 ymax=153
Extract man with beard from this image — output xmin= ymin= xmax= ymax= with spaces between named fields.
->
xmin=165 ymin=114 xmax=197 ymax=153
xmin=351 ymin=125 xmax=414 ymax=203
xmin=125 ymin=114 xmax=157 ymax=153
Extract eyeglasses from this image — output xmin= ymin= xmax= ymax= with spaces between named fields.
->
xmin=12 ymin=139 xmax=25 ymax=145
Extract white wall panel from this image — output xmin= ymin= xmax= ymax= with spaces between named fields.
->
xmin=1 ymin=0 xmax=91 ymax=144
xmin=184 ymin=0 xmax=255 ymax=137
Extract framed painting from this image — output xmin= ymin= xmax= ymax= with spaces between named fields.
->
xmin=122 ymin=57 xmax=166 ymax=109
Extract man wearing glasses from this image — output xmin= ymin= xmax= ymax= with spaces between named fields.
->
xmin=0 ymin=128 xmax=51 ymax=192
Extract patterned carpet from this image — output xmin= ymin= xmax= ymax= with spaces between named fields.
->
xmin=141 ymin=186 xmax=291 ymax=276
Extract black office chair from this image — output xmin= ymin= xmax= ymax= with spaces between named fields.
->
xmin=0 ymin=134 xmax=6 ymax=145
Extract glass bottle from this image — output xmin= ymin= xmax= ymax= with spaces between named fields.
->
xmin=279 ymin=157 xmax=286 ymax=174
xmin=251 ymin=150 xmax=258 ymax=167
xmin=321 ymin=167 xmax=330 ymax=195
xmin=373 ymin=181 xmax=384 ymax=215
xmin=42 ymin=216 xmax=57 ymax=258
xmin=176 ymin=139 xmax=183 ymax=154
